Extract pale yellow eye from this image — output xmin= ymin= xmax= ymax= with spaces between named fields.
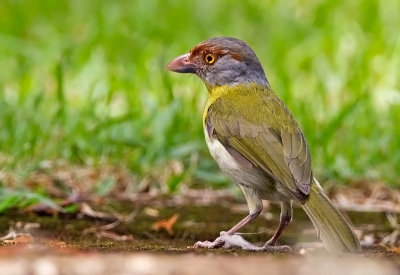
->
xmin=205 ymin=53 xmax=215 ymax=64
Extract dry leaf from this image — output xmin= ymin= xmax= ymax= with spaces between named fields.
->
xmin=384 ymin=245 xmax=400 ymax=254
xmin=144 ymin=207 xmax=159 ymax=217
xmin=151 ymin=214 xmax=179 ymax=235
xmin=94 ymin=231 xmax=134 ymax=241
xmin=46 ymin=240 xmax=67 ymax=249
xmin=2 ymin=234 xmax=33 ymax=245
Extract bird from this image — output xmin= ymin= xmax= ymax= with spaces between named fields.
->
xmin=166 ymin=37 xmax=361 ymax=253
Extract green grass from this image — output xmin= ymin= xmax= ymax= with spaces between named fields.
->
xmin=0 ymin=0 xmax=399 ymax=202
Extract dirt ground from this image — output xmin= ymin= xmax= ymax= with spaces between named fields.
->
xmin=0 ymin=190 xmax=399 ymax=275
xmin=0 ymin=253 xmax=398 ymax=275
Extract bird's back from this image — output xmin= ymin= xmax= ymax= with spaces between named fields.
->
xmin=204 ymin=83 xmax=299 ymax=135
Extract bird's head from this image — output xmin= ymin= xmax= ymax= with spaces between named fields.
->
xmin=167 ymin=37 xmax=269 ymax=90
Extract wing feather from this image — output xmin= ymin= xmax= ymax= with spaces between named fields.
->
xmin=207 ymin=90 xmax=312 ymax=198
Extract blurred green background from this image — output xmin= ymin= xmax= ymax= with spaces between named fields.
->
xmin=0 ymin=0 xmax=399 ymax=204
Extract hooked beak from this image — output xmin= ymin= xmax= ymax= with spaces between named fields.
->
xmin=166 ymin=53 xmax=197 ymax=73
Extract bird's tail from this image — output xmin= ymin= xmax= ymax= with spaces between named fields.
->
xmin=301 ymin=179 xmax=361 ymax=253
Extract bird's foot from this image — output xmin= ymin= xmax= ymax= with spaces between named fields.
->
xmin=194 ymin=231 xmax=229 ymax=248
xmin=261 ymin=243 xmax=292 ymax=253
xmin=194 ymin=237 xmax=225 ymax=249
xmin=194 ymin=231 xmax=255 ymax=249
xmin=194 ymin=232 xmax=291 ymax=252
xmin=260 ymin=237 xmax=291 ymax=252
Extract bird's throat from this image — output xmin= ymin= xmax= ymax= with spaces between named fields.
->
xmin=203 ymin=85 xmax=231 ymax=127
xmin=202 ymin=83 xmax=265 ymax=127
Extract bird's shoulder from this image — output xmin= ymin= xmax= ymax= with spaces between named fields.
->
xmin=204 ymin=83 xmax=298 ymax=133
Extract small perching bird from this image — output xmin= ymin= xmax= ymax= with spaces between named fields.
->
xmin=167 ymin=37 xmax=361 ymax=253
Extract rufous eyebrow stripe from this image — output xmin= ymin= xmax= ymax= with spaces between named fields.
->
xmin=189 ymin=43 xmax=243 ymax=61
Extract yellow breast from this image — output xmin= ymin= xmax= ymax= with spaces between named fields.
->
xmin=202 ymin=85 xmax=231 ymax=127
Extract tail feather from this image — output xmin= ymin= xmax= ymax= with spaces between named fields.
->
xmin=302 ymin=179 xmax=361 ymax=253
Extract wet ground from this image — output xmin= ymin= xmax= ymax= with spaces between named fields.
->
xmin=0 ymin=198 xmax=399 ymax=274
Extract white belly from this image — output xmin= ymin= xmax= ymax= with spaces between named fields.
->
xmin=204 ymin=129 xmax=278 ymax=199
xmin=205 ymin=128 xmax=242 ymax=178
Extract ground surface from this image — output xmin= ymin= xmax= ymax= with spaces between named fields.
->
xmin=0 ymin=253 xmax=398 ymax=275
xmin=0 ymin=191 xmax=399 ymax=275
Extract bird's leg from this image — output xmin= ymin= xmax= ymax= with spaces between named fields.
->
xmin=226 ymin=211 xmax=261 ymax=234
xmin=194 ymin=185 xmax=262 ymax=249
xmin=265 ymin=201 xmax=292 ymax=247
xmin=194 ymin=211 xmax=261 ymax=249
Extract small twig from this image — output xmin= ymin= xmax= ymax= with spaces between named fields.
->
xmin=0 ymin=231 xmax=18 ymax=241
xmin=0 ymin=231 xmax=33 ymax=241
xmin=334 ymin=195 xmax=400 ymax=214
xmin=380 ymin=213 xmax=400 ymax=245
xmin=98 ymin=220 xmax=121 ymax=231
xmin=386 ymin=213 xmax=399 ymax=230
xmin=94 ymin=231 xmax=133 ymax=242
xmin=124 ymin=208 xmax=139 ymax=223
xmin=81 ymin=205 xmax=139 ymax=242
xmin=80 ymin=202 xmax=118 ymax=221
xmin=381 ymin=230 xmax=399 ymax=245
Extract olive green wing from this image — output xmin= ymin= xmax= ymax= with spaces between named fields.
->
xmin=207 ymin=96 xmax=312 ymax=198
xmin=281 ymin=129 xmax=312 ymax=195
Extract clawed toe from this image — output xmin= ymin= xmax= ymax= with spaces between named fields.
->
xmin=193 ymin=232 xmax=291 ymax=253
xmin=194 ymin=237 xmax=225 ymax=249
xmin=262 ymin=244 xmax=292 ymax=253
